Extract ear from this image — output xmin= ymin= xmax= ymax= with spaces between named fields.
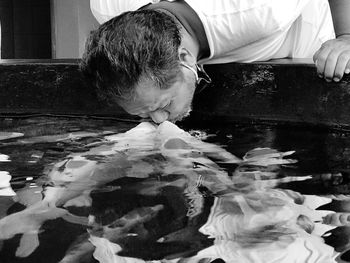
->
xmin=178 ymin=47 xmax=196 ymax=67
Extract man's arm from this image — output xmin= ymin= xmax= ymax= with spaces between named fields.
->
xmin=313 ymin=0 xmax=350 ymax=82
xmin=329 ymin=0 xmax=350 ymax=37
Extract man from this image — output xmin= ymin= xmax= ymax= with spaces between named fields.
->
xmin=81 ymin=0 xmax=350 ymax=124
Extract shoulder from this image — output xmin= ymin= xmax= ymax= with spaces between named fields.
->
xmin=186 ymin=0 xmax=311 ymax=20
xmin=90 ymin=0 xmax=152 ymax=24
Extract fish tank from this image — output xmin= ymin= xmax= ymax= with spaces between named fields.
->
xmin=1 ymin=59 xmax=350 ymax=263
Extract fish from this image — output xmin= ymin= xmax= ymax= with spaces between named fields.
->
xmin=60 ymin=205 xmax=164 ymax=263
xmin=0 ymin=203 xmax=69 ymax=257
xmin=57 ymin=122 xmax=300 ymax=262
xmin=0 ymin=121 xmax=298 ymax=260
xmin=0 ymin=121 xmax=235 ymax=257
xmin=0 ymin=122 xmax=160 ymax=257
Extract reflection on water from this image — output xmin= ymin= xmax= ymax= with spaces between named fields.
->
xmin=0 ymin=118 xmax=350 ymax=262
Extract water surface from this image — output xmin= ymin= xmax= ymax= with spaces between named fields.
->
xmin=0 ymin=117 xmax=350 ymax=263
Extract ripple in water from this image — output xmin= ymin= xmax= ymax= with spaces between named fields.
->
xmin=0 ymin=118 xmax=349 ymax=263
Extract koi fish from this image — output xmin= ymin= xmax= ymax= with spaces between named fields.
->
xmin=60 ymin=205 xmax=164 ymax=263
xmin=0 ymin=121 xmax=297 ymax=260
xmin=0 ymin=122 xmax=156 ymax=257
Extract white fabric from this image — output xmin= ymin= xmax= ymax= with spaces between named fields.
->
xmin=90 ymin=0 xmax=335 ymax=64
xmin=90 ymin=0 xmax=176 ymax=23
xmin=90 ymin=0 xmax=151 ymax=23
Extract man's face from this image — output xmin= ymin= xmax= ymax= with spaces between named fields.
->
xmin=118 ymin=66 xmax=196 ymax=123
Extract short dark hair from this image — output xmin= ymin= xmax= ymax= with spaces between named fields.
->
xmin=80 ymin=9 xmax=182 ymax=102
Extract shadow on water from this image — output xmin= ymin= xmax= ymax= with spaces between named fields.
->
xmin=1 ymin=117 xmax=350 ymax=262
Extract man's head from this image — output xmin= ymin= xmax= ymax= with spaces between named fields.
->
xmin=81 ymin=9 xmax=198 ymax=123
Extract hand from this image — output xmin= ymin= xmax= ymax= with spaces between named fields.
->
xmin=313 ymin=35 xmax=350 ymax=82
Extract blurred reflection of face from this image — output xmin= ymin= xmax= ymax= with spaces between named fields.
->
xmin=118 ymin=65 xmax=197 ymax=124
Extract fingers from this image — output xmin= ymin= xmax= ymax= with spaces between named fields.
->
xmin=314 ymin=43 xmax=330 ymax=79
xmin=314 ymin=37 xmax=350 ymax=82
xmin=316 ymin=48 xmax=350 ymax=82
xmin=333 ymin=51 xmax=350 ymax=81
xmin=324 ymin=50 xmax=342 ymax=81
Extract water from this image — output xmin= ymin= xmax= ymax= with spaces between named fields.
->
xmin=0 ymin=117 xmax=350 ymax=263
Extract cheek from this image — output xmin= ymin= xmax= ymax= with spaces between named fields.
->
xmin=172 ymin=96 xmax=191 ymax=114
xmin=178 ymin=85 xmax=195 ymax=104
xmin=167 ymin=81 xmax=196 ymax=116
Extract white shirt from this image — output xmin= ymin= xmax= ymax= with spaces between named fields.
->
xmin=90 ymin=0 xmax=335 ymax=64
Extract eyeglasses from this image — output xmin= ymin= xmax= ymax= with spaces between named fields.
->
xmin=180 ymin=63 xmax=212 ymax=93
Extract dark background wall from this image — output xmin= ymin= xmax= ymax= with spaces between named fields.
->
xmin=0 ymin=0 xmax=51 ymax=59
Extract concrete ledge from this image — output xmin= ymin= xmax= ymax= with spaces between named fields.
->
xmin=0 ymin=59 xmax=130 ymax=118
xmin=193 ymin=59 xmax=350 ymax=129
xmin=0 ymin=59 xmax=349 ymax=129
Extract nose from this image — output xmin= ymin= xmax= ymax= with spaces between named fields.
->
xmin=149 ymin=110 xmax=169 ymax=123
